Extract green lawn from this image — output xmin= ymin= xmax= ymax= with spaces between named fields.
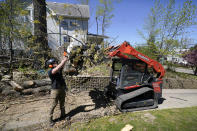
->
xmin=70 ymin=107 xmax=197 ymax=131
xmin=165 ymin=70 xmax=197 ymax=80
xmin=80 ymin=63 xmax=197 ymax=80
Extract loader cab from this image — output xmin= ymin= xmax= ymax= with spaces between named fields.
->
xmin=110 ymin=58 xmax=151 ymax=89
xmin=107 ymin=58 xmax=161 ymax=112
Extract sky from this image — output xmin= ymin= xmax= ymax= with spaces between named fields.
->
xmin=47 ymin=0 xmax=197 ymax=46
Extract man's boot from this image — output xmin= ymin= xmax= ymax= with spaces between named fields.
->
xmin=48 ymin=116 xmax=54 ymax=127
xmin=60 ymin=108 xmax=66 ymax=119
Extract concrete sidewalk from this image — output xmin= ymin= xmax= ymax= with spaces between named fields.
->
xmin=158 ymin=89 xmax=197 ymax=109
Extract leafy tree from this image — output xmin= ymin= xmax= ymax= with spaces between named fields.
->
xmin=57 ymin=0 xmax=112 ymax=73
xmin=77 ymin=0 xmax=120 ymax=36
xmin=0 ymin=0 xmax=31 ymax=70
xmin=77 ymin=0 xmax=89 ymax=5
xmin=139 ymin=0 xmax=197 ymax=60
xmin=135 ymin=43 xmax=159 ymax=61
xmin=183 ymin=45 xmax=197 ymax=75
xmin=189 ymin=44 xmax=197 ymax=51
xmin=0 ymin=0 xmax=50 ymax=70
xmin=96 ymin=0 xmax=118 ymax=35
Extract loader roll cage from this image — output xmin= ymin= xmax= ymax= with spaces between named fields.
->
xmin=108 ymin=41 xmax=165 ymax=80
xmin=111 ymin=58 xmax=153 ymax=89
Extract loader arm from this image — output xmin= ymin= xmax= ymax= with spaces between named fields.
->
xmin=108 ymin=41 xmax=165 ymax=80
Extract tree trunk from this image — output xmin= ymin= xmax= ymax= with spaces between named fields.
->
xmin=33 ymin=0 xmax=50 ymax=69
xmin=102 ymin=13 xmax=106 ymax=36
xmin=96 ymin=17 xmax=99 ymax=44
xmin=8 ymin=33 xmax=13 ymax=71
xmin=194 ymin=67 xmax=197 ymax=76
xmin=8 ymin=0 xmax=14 ymax=72
xmin=0 ymin=29 xmax=2 ymax=50
xmin=96 ymin=17 xmax=98 ymax=35
xmin=33 ymin=0 xmax=48 ymax=50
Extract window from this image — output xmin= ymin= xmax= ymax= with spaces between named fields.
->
xmin=24 ymin=16 xmax=28 ymax=22
xmin=61 ymin=20 xmax=68 ymax=30
xmin=27 ymin=10 xmax=31 ymax=16
xmin=23 ymin=10 xmax=31 ymax=22
xmin=70 ymin=20 xmax=78 ymax=26
xmin=63 ymin=36 xmax=70 ymax=43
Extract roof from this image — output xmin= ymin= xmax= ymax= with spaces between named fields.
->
xmin=87 ymin=33 xmax=109 ymax=39
xmin=47 ymin=2 xmax=90 ymax=19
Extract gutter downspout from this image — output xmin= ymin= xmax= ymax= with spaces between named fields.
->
xmin=59 ymin=17 xmax=61 ymax=46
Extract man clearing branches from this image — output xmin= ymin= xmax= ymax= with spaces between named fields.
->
xmin=47 ymin=56 xmax=68 ymax=126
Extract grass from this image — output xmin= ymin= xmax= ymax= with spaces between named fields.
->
xmin=80 ymin=62 xmax=197 ymax=80
xmin=79 ymin=62 xmax=197 ymax=80
xmin=165 ymin=69 xmax=197 ymax=80
xmin=69 ymin=107 xmax=197 ymax=131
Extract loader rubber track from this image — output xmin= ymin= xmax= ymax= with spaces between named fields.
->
xmin=115 ymin=87 xmax=158 ymax=112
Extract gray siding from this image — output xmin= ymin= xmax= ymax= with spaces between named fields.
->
xmin=47 ymin=12 xmax=60 ymax=49
xmin=47 ymin=13 xmax=88 ymax=50
xmin=26 ymin=2 xmax=89 ymax=50
xmin=26 ymin=5 xmax=88 ymax=50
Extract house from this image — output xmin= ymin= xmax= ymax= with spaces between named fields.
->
xmin=25 ymin=2 xmax=107 ymax=50
xmin=166 ymin=49 xmax=189 ymax=65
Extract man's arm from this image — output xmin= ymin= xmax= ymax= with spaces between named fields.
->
xmin=51 ymin=56 xmax=68 ymax=74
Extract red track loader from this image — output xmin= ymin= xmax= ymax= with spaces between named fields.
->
xmin=105 ymin=41 xmax=165 ymax=112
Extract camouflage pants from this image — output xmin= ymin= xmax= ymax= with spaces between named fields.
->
xmin=49 ymin=88 xmax=66 ymax=121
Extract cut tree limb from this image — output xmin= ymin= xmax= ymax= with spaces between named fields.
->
xmin=34 ymin=79 xmax=51 ymax=87
xmin=21 ymin=79 xmax=51 ymax=88
xmin=9 ymin=81 xmax=23 ymax=91
xmin=22 ymin=86 xmax=50 ymax=95
xmin=22 ymin=81 xmax=35 ymax=89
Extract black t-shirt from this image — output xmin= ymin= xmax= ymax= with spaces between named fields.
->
xmin=48 ymin=68 xmax=66 ymax=89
